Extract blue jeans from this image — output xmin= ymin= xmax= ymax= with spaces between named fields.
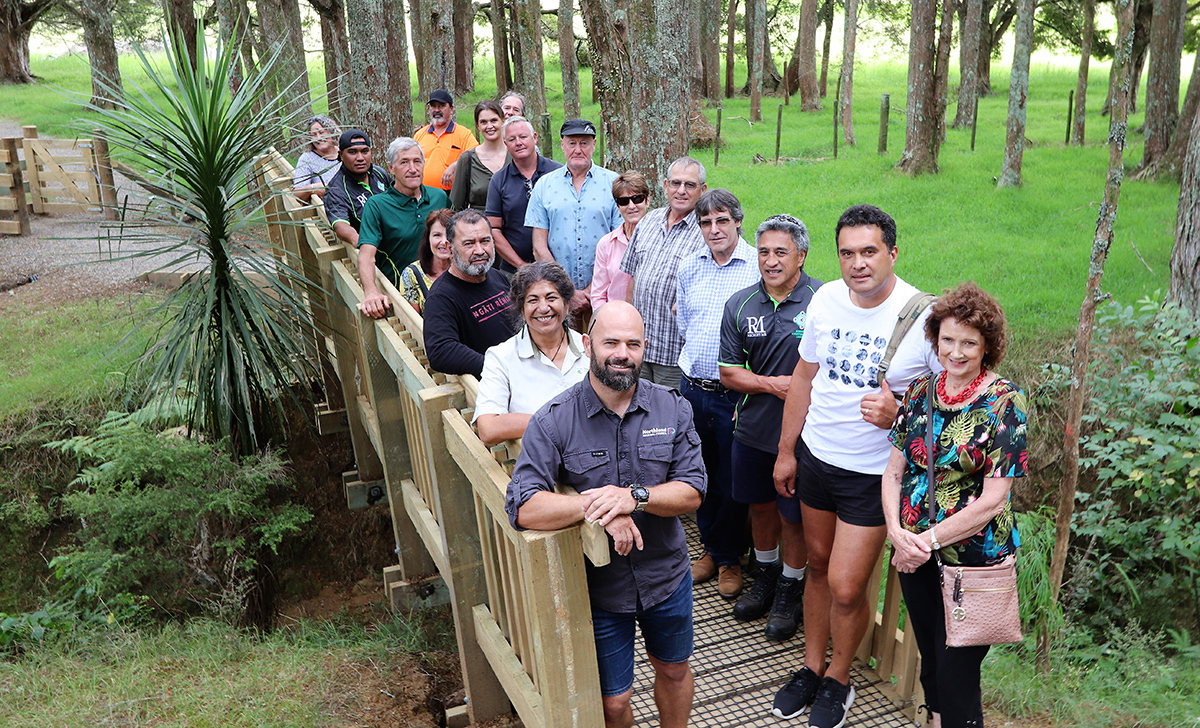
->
xmin=681 ymin=375 xmax=750 ymax=566
xmin=592 ymin=575 xmax=694 ymax=696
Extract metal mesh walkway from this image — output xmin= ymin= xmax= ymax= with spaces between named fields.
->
xmin=629 ymin=518 xmax=915 ymax=728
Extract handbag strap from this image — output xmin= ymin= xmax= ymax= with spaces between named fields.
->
xmin=925 ymin=375 xmax=944 ymax=575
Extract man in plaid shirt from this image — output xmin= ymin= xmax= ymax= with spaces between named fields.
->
xmin=618 ymin=157 xmax=708 ymax=392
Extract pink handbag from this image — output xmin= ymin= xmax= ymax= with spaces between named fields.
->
xmin=925 ymin=377 xmax=1023 ymax=648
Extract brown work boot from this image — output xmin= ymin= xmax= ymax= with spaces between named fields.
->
xmin=718 ymin=564 xmax=743 ymax=599
xmin=691 ymin=552 xmax=717 ymax=583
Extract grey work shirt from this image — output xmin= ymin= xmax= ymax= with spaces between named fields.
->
xmin=504 ymin=377 xmax=707 ymax=613
xmin=718 ymin=272 xmax=823 ymax=454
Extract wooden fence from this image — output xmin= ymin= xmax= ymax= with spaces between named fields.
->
xmin=252 ymin=150 xmax=927 ymax=727
xmin=0 ymin=125 xmax=118 ymax=235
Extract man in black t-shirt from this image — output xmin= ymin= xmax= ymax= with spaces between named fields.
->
xmin=424 ymin=209 xmax=516 ymax=377
xmin=323 ymin=129 xmax=391 ymax=247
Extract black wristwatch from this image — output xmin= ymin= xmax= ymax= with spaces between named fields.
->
xmin=629 ymin=484 xmax=650 ymax=512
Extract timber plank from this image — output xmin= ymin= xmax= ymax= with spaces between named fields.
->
xmin=474 ymin=605 xmax=546 ymax=728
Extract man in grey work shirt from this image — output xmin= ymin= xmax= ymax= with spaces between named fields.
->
xmin=619 ymin=156 xmax=708 ymax=391
xmin=505 ymin=301 xmax=706 ymax=728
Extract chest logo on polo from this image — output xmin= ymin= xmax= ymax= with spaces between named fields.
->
xmin=745 ymin=315 xmax=767 ymax=338
xmin=642 ymin=427 xmax=676 ymax=438
xmin=791 ymin=311 xmax=807 ymax=340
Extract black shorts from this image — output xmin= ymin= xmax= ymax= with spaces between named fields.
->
xmin=795 ymin=438 xmax=885 ymax=527
xmin=730 ymin=440 xmax=803 ymax=524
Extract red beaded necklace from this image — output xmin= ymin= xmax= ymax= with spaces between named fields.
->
xmin=937 ymin=368 xmax=988 ymax=406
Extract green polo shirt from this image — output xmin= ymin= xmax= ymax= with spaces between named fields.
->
xmin=357 ymin=184 xmax=450 ymax=285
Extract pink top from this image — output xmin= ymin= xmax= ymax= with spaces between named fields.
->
xmin=590 ymin=225 xmax=633 ymax=309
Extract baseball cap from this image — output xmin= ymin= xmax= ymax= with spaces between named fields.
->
xmin=560 ymin=118 xmax=597 ymax=137
xmin=429 ymin=89 xmax=454 ymax=105
xmin=338 ymin=129 xmax=371 ymax=151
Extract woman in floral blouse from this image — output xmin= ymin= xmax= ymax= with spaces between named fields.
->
xmin=882 ymin=281 xmax=1028 ymax=728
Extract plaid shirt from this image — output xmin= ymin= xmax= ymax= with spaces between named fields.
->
xmin=619 ymin=207 xmax=706 ymax=366
xmin=675 ymin=240 xmax=760 ymax=379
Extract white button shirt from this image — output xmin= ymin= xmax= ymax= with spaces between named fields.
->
xmin=473 ymin=325 xmax=590 ymax=421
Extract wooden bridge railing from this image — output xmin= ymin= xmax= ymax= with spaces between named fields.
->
xmin=251 ymin=149 xmax=925 ymax=727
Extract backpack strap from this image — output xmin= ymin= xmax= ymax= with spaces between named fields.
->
xmin=878 ymin=292 xmax=936 ymax=395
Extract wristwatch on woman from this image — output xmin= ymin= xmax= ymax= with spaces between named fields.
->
xmin=629 ymin=484 xmax=650 ymax=512
xmin=928 ymin=526 xmax=941 ymax=551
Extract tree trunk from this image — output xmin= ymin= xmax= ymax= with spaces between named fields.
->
xmin=511 ymin=0 xmax=546 ymax=118
xmin=1045 ymin=0 xmax=1137 ymax=668
xmin=1145 ymin=50 xmax=1200 ymax=180
xmin=1071 ymin=0 xmax=1094 ymax=144
xmin=895 ymin=0 xmax=939 ymax=174
xmin=748 ymin=0 xmax=765 ymax=120
xmin=688 ymin=0 xmax=705 ymax=98
xmin=409 ymin=0 xmax=426 ymax=97
xmin=309 ymin=0 xmax=351 ymax=120
xmin=997 ymin=0 xmax=1033 ymax=187
xmin=700 ymin=0 xmax=721 ymax=99
xmin=216 ymin=0 xmax=246 ymax=95
xmin=840 ymin=0 xmax=858 ymax=145
xmin=163 ymin=0 xmax=198 ymax=71
xmin=420 ymin=0 xmax=455 ymax=101
xmin=954 ymin=0 xmax=982 ymax=126
xmin=818 ymin=0 xmax=833 ymax=98
xmin=453 ymin=0 xmax=475 ymax=94
xmin=724 ymin=0 xmax=738 ymax=98
xmin=933 ymin=0 xmax=955 ymax=150
xmin=75 ymin=0 xmax=123 ymax=109
xmin=1107 ymin=1 xmax=1153 ymax=115
xmin=489 ymin=0 xmax=512 ymax=93
xmin=346 ymin=0 xmax=413 ymax=147
xmin=579 ymin=0 xmax=690 ymax=204
xmin=977 ymin=0 xmax=1016 ymax=97
xmin=1140 ymin=0 xmax=1185 ymax=170
xmin=559 ymin=0 xmax=581 ymax=118
xmin=1171 ymin=100 xmax=1200 ymax=315
xmin=797 ymin=0 xmax=821 ymax=110
xmin=258 ymin=0 xmax=312 ymax=121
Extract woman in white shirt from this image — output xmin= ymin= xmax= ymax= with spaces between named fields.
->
xmin=474 ymin=262 xmax=589 ymax=445
xmin=293 ymin=115 xmax=341 ymax=202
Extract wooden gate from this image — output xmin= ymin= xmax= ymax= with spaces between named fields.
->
xmin=20 ymin=125 xmax=105 ymax=215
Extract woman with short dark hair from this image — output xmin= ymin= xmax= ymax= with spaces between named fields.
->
xmin=590 ymin=170 xmax=650 ymax=309
xmin=474 ymin=261 xmax=589 ymax=445
xmin=882 ymin=281 xmax=1028 ymax=728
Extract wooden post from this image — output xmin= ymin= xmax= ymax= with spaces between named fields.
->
xmin=971 ymin=97 xmax=979 ymax=152
xmin=775 ymin=104 xmax=784 ymax=162
xmin=1066 ymin=90 xmax=1074 ymax=145
xmin=539 ymin=113 xmax=553 ymax=159
xmin=714 ymin=108 xmax=723 ymax=165
xmin=22 ymin=126 xmax=42 ymax=214
xmin=598 ymin=123 xmax=605 ymax=164
xmin=92 ymin=129 xmax=118 ymax=221
xmin=783 ymin=64 xmax=790 ymax=106
xmin=420 ymin=385 xmax=509 ymax=725
xmin=878 ymin=94 xmax=890 ymax=154
xmin=0 ymin=138 xmax=31 ymax=236
xmin=834 ymin=71 xmax=842 ymax=159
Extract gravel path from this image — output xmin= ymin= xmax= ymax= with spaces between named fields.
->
xmin=0 ymin=119 xmax=210 ymax=304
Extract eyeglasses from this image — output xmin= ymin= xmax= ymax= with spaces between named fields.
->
xmin=666 ymin=179 xmax=700 ymax=191
xmin=615 ymin=194 xmax=647 ymax=206
xmin=698 ymin=216 xmax=734 ymax=229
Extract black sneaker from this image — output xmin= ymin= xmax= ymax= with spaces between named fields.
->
xmin=733 ymin=560 xmax=780 ymax=621
xmin=808 ymin=676 xmax=855 ymax=728
xmin=771 ymin=665 xmax=822 ymax=719
xmin=764 ymin=573 xmax=804 ymax=641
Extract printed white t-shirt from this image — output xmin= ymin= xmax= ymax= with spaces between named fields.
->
xmin=798 ymin=276 xmax=942 ymax=474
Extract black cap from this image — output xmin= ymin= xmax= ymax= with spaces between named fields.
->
xmin=560 ymin=118 xmax=597 ymax=137
xmin=338 ymin=129 xmax=370 ymax=151
xmin=429 ymin=89 xmax=454 ymax=105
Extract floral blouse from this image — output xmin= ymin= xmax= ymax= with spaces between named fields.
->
xmin=889 ymin=374 xmax=1028 ymax=566
xmin=398 ymin=263 xmax=434 ymax=311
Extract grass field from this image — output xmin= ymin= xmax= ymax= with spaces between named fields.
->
xmin=3 ymin=47 xmax=1179 ymax=351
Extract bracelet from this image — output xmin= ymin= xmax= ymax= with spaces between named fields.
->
xmin=929 ymin=526 xmax=941 ymax=551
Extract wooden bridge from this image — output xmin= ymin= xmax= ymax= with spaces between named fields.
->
xmin=252 ymin=151 xmax=925 ymax=728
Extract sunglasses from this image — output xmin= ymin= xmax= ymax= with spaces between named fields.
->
xmin=615 ymin=194 xmax=647 ymax=206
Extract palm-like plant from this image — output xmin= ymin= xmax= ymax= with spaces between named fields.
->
xmin=83 ymin=29 xmax=318 ymax=455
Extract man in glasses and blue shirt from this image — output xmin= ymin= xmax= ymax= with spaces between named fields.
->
xmin=485 ymin=115 xmax=562 ymax=274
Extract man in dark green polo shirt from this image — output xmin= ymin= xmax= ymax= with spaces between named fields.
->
xmin=358 ymin=137 xmax=451 ymax=319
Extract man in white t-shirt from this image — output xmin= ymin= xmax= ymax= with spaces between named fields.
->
xmin=768 ymin=205 xmax=941 ymax=728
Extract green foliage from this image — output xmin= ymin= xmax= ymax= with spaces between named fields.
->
xmin=80 ymin=29 xmax=320 ymax=455
xmin=45 ymin=412 xmax=312 ymax=621
xmin=1064 ymin=297 xmax=1200 ymax=633
xmin=1016 ymin=508 xmax=1066 ymax=635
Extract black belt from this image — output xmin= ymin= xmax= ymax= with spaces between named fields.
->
xmin=686 ymin=375 xmax=727 ymax=393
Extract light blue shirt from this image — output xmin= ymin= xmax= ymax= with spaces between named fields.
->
xmin=524 ymin=164 xmax=622 ymax=289
xmin=675 ymin=239 xmax=760 ymax=380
